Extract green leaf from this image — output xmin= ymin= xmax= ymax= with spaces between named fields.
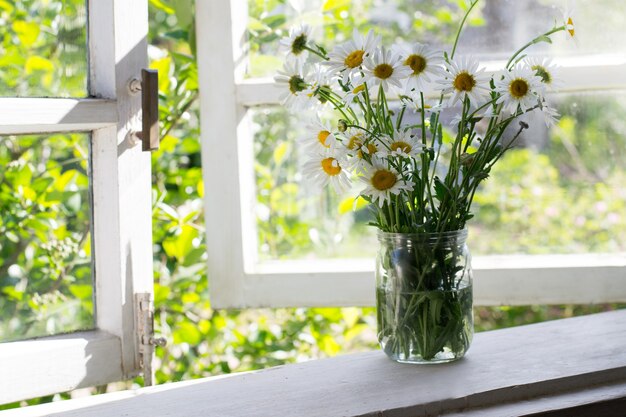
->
xmin=182 ymin=292 xmax=200 ymax=304
xmin=323 ymin=0 xmax=351 ymax=12
xmin=338 ymin=196 xmax=368 ymax=214
xmin=149 ymin=0 xmax=175 ymax=14
xmin=12 ymin=21 xmax=40 ymax=47
xmin=25 ymin=56 xmax=53 ymax=74
xmin=171 ymin=0 xmax=193 ymax=28
xmin=535 ymin=35 xmax=553 ymax=44
xmin=263 ymin=14 xmax=286 ymax=29
xmin=69 ymin=284 xmax=92 ymax=300
xmin=0 ymin=0 xmax=14 ymax=13
xmin=153 ymin=285 xmax=170 ymax=306
xmin=197 ymin=179 xmax=204 ymax=198
xmin=150 ymin=56 xmax=172 ymax=92
xmin=434 ymin=176 xmax=452 ymax=202
xmin=272 ymin=141 xmax=290 ymax=165
xmin=173 ymin=321 xmax=201 ymax=345
xmin=162 ymin=225 xmax=198 ymax=261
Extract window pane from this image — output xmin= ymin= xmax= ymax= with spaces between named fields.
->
xmin=246 ymin=0 xmax=626 ymax=78
xmin=0 ymin=133 xmax=93 ymax=342
xmin=0 ymin=0 xmax=87 ymax=97
xmin=253 ymin=92 xmax=626 ymax=261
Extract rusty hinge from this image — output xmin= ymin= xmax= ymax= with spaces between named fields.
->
xmin=135 ymin=293 xmax=166 ymax=386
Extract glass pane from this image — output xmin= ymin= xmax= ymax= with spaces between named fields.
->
xmin=0 ymin=0 xmax=88 ymax=97
xmin=253 ymin=92 xmax=626 ymax=260
xmin=0 ymin=133 xmax=93 ymax=342
xmin=246 ymin=0 xmax=626 ymax=78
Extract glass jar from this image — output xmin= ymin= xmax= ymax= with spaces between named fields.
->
xmin=376 ymin=229 xmax=473 ymax=364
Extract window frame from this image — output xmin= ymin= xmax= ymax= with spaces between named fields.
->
xmin=0 ymin=0 xmax=153 ymax=404
xmin=198 ymin=1 xmax=626 ymax=309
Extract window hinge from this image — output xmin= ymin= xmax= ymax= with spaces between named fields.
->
xmin=135 ymin=293 xmax=167 ymax=386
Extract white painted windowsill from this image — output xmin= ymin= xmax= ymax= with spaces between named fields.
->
xmin=5 ymin=310 xmax=626 ymax=417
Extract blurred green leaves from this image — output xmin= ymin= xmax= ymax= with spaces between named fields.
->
xmin=0 ymin=0 xmax=87 ymax=96
xmin=0 ymin=133 xmax=93 ymax=342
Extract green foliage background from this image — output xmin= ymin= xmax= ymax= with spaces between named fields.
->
xmin=0 ymin=0 xmax=625 ymax=408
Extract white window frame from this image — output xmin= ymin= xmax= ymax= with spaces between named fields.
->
xmin=198 ymin=1 xmax=626 ymax=309
xmin=0 ymin=0 xmax=153 ymax=404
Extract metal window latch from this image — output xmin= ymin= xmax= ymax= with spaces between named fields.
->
xmin=127 ymin=69 xmax=160 ymax=152
xmin=135 ymin=293 xmax=167 ymax=386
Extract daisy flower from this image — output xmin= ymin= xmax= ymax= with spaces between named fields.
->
xmin=341 ymin=128 xmax=380 ymax=172
xmin=538 ymin=102 xmax=560 ymax=128
xmin=325 ymin=29 xmax=381 ymax=82
xmin=348 ymin=142 xmax=381 ymax=174
xmin=279 ymin=24 xmax=312 ymax=62
xmin=302 ymin=65 xmax=336 ymax=108
xmin=439 ymin=57 xmax=491 ymax=107
xmin=363 ymin=47 xmax=412 ymax=93
xmin=341 ymin=80 xmax=367 ymax=107
xmin=563 ymin=8 xmax=575 ymax=40
xmin=524 ymin=57 xmax=563 ymax=91
xmin=302 ymin=154 xmax=351 ymax=194
xmin=495 ymin=65 xmax=543 ymax=114
xmin=359 ymin=161 xmax=413 ymax=207
xmin=395 ymin=43 xmax=444 ymax=93
xmin=384 ymin=130 xmax=423 ymax=158
xmin=300 ymin=117 xmax=340 ymax=154
xmin=274 ymin=61 xmax=310 ymax=111
xmin=342 ymin=127 xmax=366 ymax=154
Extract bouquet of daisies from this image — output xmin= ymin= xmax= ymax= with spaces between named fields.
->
xmin=275 ymin=0 xmax=575 ymax=234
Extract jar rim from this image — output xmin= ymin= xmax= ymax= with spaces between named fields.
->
xmin=377 ymin=228 xmax=468 ymax=241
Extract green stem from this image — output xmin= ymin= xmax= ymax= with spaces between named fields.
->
xmin=505 ymin=26 xmax=565 ymax=69
xmin=450 ymin=0 xmax=480 ymax=59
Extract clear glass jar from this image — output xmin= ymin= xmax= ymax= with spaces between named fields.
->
xmin=376 ymin=229 xmax=473 ymax=364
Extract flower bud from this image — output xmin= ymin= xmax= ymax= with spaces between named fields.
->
xmin=337 ymin=119 xmax=348 ymax=132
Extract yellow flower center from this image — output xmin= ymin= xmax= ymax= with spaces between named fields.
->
xmin=352 ymin=84 xmax=365 ymax=94
xmin=318 ymin=131 xmax=331 ymax=148
xmin=453 ymin=72 xmax=476 ymax=92
xmin=357 ymin=143 xmax=377 ymax=159
xmin=531 ymin=65 xmax=552 ymax=84
xmin=391 ymin=141 xmax=412 ymax=154
xmin=567 ymin=17 xmax=575 ymax=37
xmin=374 ymin=63 xmax=394 ymax=80
xmin=371 ymin=169 xmax=397 ymax=191
xmin=321 ymin=157 xmax=341 ymax=176
xmin=344 ymin=50 xmax=365 ymax=68
xmin=509 ymin=78 xmax=529 ymax=99
xmin=347 ymin=135 xmax=363 ymax=150
xmin=404 ymin=54 xmax=427 ymax=75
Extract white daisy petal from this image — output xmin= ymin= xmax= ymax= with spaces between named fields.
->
xmin=494 ymin=65 xmax=543 ymax=114
xmin=323 ymin=29 xmax=381 ymax=83
xmin=279 ymin=24 xmax=312 ymax=63
xmin=359 ymin=160 xmax=414 ymax=207
xmin=302 ymin=154 xmax=351 ymax=194
xmin=438 ymin=56 xmax=491 ymax=107
xmin=524 ymin=57 xmax=564 ymax=91
xmin=362 ymin=47 xmax=412 ymax=94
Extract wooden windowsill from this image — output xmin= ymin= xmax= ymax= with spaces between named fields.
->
xmin=5 ymin=310 xmax=626 ymax=417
